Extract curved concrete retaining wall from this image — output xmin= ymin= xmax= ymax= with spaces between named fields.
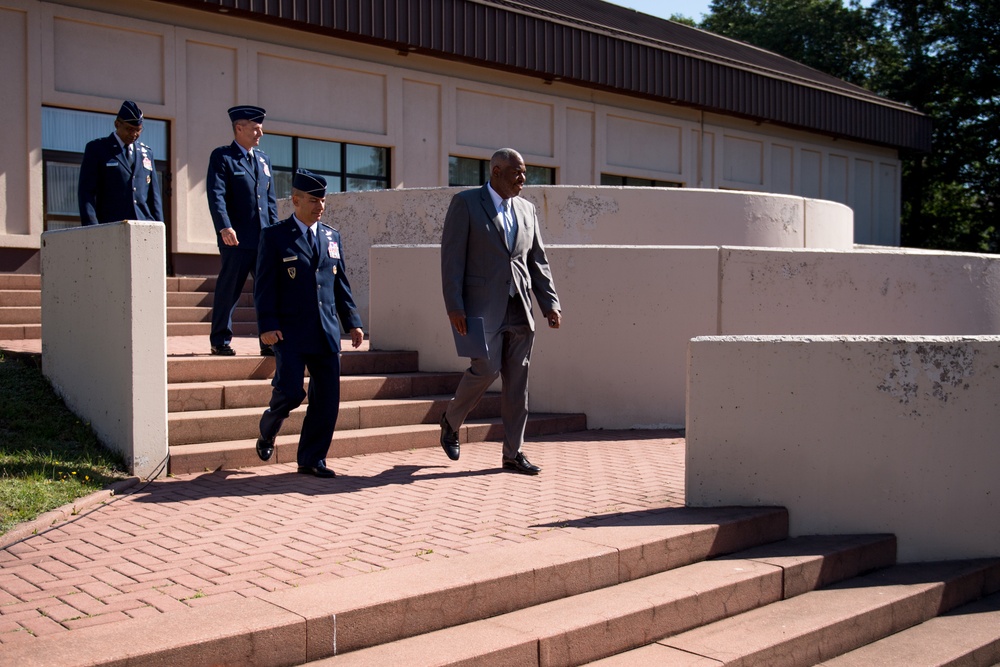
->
xmin=371 ymin=244 xmax=1000 ymax=429
xmin=326 ymin=186 xmax=852 ymax=325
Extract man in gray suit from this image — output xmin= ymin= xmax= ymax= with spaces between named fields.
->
xmin=439 ymin=148 xmax=562 ymax=475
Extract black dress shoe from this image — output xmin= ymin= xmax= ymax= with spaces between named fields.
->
xmin=502 ymin=452 xmax=541 ymax=475
xmin=259 ymin=346 xmax=275 ymax=357
xmin=297 ymin=464 xmax=336 ymax=478
xmin=256 ymin=436 xmax=275 ymax=462
xmin=210 ymin=344 xmax=236 ymax=356
xmin=439 ymin=414 xmax=460 ymax=461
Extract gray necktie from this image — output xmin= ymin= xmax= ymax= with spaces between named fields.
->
xmin=502 ymin=200 xmax=516 ymax=251
xmin=126 ymin=144 xmax=134 ymax=169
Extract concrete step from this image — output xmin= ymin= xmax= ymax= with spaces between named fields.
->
xmin=167 ymin=275 xmax=254 ymax=293
xmin=310 ymin=533 xmax=897 ymax=666
xmin=591 ymin=558 xmax=1000 ymax=667
xmin=0 ymin=306 xmax=40 ymax=324
xmin=816 ymin=589 xmax=1000 ymax=667
xmin=167 ymin=393 xmax=501 ymax=445
xmin=0 ymin=507 xmax=789 ymax=667
xmin=0 ymin=273 xmax=40 ymax=289
xmin=0 ymin=289 xmax=41 ymax=306
xmin=165 ymin=321 xmax=259 ymax=336
xmin=166 ymin=349 xmax=419 ymax=383
xmin=167 ymin=412 xmax=586 ymax=474
xmin=166 ymin=291 xmax=254 ymax=307
xmin=169 ymin=371 xmax=464 ymax=412
xmin=167 ymin=305 xmax=256 ymax=323
xmin=0 ymin=323 xmax=41 ymax=340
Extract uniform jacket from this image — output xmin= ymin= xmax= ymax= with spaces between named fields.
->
xmin=78 ymin=134 xmax=162 ymax=225
xmin=254 ymin=216 xmax=363 ymax=354
xmin=441 ymin=184 xmax=560 ymax=336
xmin=206 ymin=142 xmax=278 ymax=250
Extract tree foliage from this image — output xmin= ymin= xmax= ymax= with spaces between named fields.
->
xmin=700 ymin=0 xmax=999 ymax=252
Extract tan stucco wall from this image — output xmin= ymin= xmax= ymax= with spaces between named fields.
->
xmin=0 ymin=0 xmax=902 ymax=258
xmin=686 ymin=335 xmax=1000 ymax=562
xmin=41 ymin=221 xmax=167 ymax=479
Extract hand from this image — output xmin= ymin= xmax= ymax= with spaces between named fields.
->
xmin=220 ymin=227 xmax=239 ymax=246
xmin=545 ymin=310 xmax=561 ymax=329
xmin=350 ymin=327 xmax=364 ymax=348
xmin=448 ymin=310 xmax=467 ymax=336
xmin=260 ymin=330 xmax=282 ymax=346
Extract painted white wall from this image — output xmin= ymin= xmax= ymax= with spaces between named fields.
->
xmin=686 ymin=335 xmax=1000 ymax=562
xmin=41 ymin=221 xmax=167 ymax=479
xmin=0 ymin=0 xmax=900 ymax=255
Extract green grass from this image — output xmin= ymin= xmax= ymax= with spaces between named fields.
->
xmin=0 ymin=353 xmax=128 ymax=536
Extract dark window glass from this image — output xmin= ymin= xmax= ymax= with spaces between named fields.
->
xmin=259 ymin=135 xmax=389 ymax=199
xmin=449 ymin=156 xmax=555 ymax=186
xmin=600 ymin=173 xmax=682 ymax=188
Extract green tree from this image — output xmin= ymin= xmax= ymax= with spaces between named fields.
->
xmin=701 ymin=0 xmax=1000 ymax=252
xmin=702 ymin=0 xmax=884 ymax=86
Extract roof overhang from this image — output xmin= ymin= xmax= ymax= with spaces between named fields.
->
xmin=154 ymin=0 xmax=931 ymax=152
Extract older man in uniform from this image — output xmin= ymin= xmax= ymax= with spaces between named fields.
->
xmin=253 ymin=170 xmax=364 ymax=478
xmin=78 ymin=100 xmax=162 ymax=226
xmin=206 ymin=105 xmax=278 ymax=356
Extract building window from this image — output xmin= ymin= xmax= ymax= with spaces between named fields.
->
xmin=41 ymin=106 xmax=170 ymax=230
xmin=449 ymin=156 xmax=555 ymax=187
xmin=258 ymin=135 xmax=389 ymax=199
xmin=601 ymin=174 xmax=682 ymax=188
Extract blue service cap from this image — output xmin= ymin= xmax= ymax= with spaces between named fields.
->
xmin=117 ymin=100 xmax=143 ymax=126
xmin=292 ymin=170 xmax=327 ymax=197
xmin=227 ymin=105 xmax=266 ymax=123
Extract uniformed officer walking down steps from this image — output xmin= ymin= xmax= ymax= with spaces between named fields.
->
xmin=78 ymin=100 xmax=162 ymax=226
xmin=253 ymin=169 xmax=364 ymax=479
xmin=206 ymin=105 xmax=279 ymax=357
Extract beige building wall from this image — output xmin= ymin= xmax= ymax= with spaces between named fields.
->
xmin=0 ymin=0 xmax=902 ymax=265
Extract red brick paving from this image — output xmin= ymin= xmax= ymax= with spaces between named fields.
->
xmin=0 ymin=336 xmax=686 ymax=644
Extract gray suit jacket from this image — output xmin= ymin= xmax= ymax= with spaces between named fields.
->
xmin=441 ymin=184 xmax=560 ymax=340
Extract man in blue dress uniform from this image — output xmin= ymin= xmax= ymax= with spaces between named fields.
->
xmin=206 ymin=105 xmax=279 ymax=356
xmin=78 ymin=100 xmax=162 ymax=226
xmin=253 ymin=170 xmax=364 ymax=478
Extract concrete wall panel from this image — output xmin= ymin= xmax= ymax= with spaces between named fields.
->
xmin=41 ymin=222 xmax=167 ymax=479
xmin=455 ymin=88 xmax=553 ymax=156
xmin=399 ymin=79 xmax=441 ymax=188
xmin=720 ymin=247 xmax=1000 ymax=336
xmin=563 ymin=108 xmax=595 ymax=186
xmin=52 ymin=17 xmax=165 ymax=104
xmin=686 ymin=335 xmax=1000 ymax=561
xmin=605 ymin=114 xmax=682 ymax=175
xmin=0 ymin=4 xmax=31 ymax=238
xmin=258 ymin=53 xmax=387 ymax=135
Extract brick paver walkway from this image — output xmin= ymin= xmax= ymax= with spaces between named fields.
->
xmin=0 ymin=421 xmax=685 ymax=646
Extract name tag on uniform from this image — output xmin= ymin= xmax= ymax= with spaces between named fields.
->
xmin=282 ymin=255 xmax=297 ymax=263
xmin=106 ymin=160 xmax=117 ymax=167
xmin=328 ymin=242 xmax=340 ymax=259
xmin=234 ymin=170 xmax=246 ymax=176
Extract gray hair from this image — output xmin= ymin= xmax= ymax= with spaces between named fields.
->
xmin=490 ymin=148 xmax=523 ymax=170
